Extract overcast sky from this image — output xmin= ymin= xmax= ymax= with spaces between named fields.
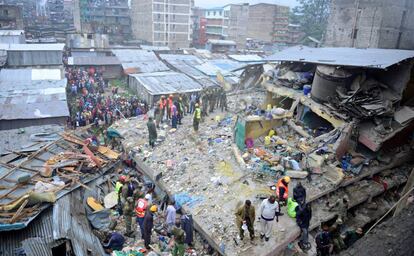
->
xmin=194 ymin=0 xmax=299 ymax=8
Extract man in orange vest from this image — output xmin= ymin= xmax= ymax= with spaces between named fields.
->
xmin=159 ymin=96 xmax=166 ymax=123
xmin=276 ymin=176 xmax=290 ymax=205
xmin=135 ymin=194 xmax=150 ymax=238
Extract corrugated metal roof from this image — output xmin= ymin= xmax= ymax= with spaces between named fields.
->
xmin=159 ymin=54 xmax=207 ymax=79
xmin=0 ymin=30 xmax=24 ymax=36
xmin=130 ymin=71 xmax=203 ymax=95
xmin=53 ymin=191 xmax=106 ymax=256
xmin=228 ymin=54 xmax=263 ymax=62
xmin=0 ymin=69 xmax=62 ymax=81
xmin=0 ymin=208 xmax=54 ymax=255
xmin=208 ymin=59 xmax=245 ymax=72
xmin=266 ymin=46 xmax=414 ymax=69
xmin=21 ymin=237 xmax=53 ymax=256
xmin=0 ymin=79 xmax=69 ymax=120
xmin=207 ymin=39 xmax=236 ymax=45
xmin=112 ymin=49 xmax=169 ymax=73
xmin=67 ymin=56 xmax=121 ymax=66
xmin=140 ymin=45 xmax=170 ymax=51
xmin=0 ymin=135 xmax=120 ymax=232
xmin=0 ymin=43 xmax=65 ymax=51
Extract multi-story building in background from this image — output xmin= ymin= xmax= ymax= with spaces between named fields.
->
xmin=131 ymin=0 xmax=193 ymax=49
xmin=191 ymin=7 xmax=207 ymax=47
xmin=325 ymin=0 xmax=414 ymax=49
xmin=0 ymin=4 xmax=24 ymax=29
xmin=194 ymin=3 xmax=289 ymax=49
xmin=74 ymin=0 xmax=132 ymax=44
xmin=247 ymin=3 xmax=289 ymax=44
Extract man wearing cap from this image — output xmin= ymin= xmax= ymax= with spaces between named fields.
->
xmin=235 ymin=200 xmax=256 ymax=241
xmin=276 ymin=176 xmax=291 ymax=206
xmin=143 ymin=205 xmax=157 ymax=249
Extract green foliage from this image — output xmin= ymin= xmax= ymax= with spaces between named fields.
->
xmin=291 ymin=0 xmax=331 ymax=41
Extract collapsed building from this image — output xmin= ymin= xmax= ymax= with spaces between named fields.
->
xmin=110 ymin=46 xmax=414 ymax=256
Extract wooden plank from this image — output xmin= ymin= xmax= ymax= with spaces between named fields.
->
xmin=9 ymin=199 xmax=29 ymax=223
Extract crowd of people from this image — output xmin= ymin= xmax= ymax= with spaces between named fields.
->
xmin=235 ymin=176 xmax=364 ymax=255
xmin=102 ymin=173 xmax=194 ymax=256
xmin=65 ymin=67 xmax=149 ymax=129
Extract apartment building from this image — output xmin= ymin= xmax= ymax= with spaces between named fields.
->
xmin=199 ymin=3 xmax=289 ymax=49
xmin=75 ymin=0 xmax=132 ymax=44
xmin=0 ymin=4 xmax=23 ymax=30
xmin=325 ymin=0 xmax=414 ymax=49
xmin=131 ymin=0 xmax=193 ymax=50
xmin=247 ymin=3 xmax=289 ymax=44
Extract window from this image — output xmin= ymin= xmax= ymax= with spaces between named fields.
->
xmin=3 ymin=10 xmax=8 ymax=16
xmin=207 ymin=11 xmax=210 ymax=16
xmin=213 ymin=11 xmax=216 ymax=16
xmin=87 ymin=34 xmax=93 ymax=39
xmin=219 ymin=11 xmax=222 ymax=15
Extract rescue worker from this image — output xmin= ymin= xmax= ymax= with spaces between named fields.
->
xmin=147 ymin=116 xmax=157 ymax=148
xmin=177 ymin=97 xmax=184 ymax=124
xmin=276 ymin=176 xmax=290 ymax=205
xmin=330 ymin=218 xmax=346 ymax=253
xmin=235 ymin=200 xmax=255 ymax=241
xmin=135 ymin=194 xmax=150 ymax=238
xmin=219 ymin=89 xmax=227 ymax=112
xmin=143 ymin=205 xmax=157 ymax=249
xmin=123 ymin=197 xmax=134 ymax=237
xmin=193 ymin=103 xmax=201 ymax=132
xmin=103 ymin=231 xmax=125 ymax=253
xmin=209 ymin=88 xmax=217 ymax=113
xmin=259 ymin=195 xmax=280 ymax=241
xmin=287 ymin=197 xmax=299 ymax=218
xmin=115 ymin=175 xmax=126 ymax=215
xmin=201 ymin=92 xmax=209 ymax=117
xmin=316 ymin=224 xmax=332 ymax=256
xmin=170 ymin=220 xmax=186 ymax=256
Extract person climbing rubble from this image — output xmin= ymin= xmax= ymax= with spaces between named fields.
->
xmin=219 ymin=88 xmax=227 ymax=112
xmin=171 ymin=102 xmax=178 ymax=129
xmin=259 ymin=195 xmax=281 ymax=242
xmin=143 ymin=204 xmax=158 ymax=249
xmin=135 ymin=194 xmax=150 ymax=239
xmin=147 ymin=116 xmax=157 ymax=148
xmin=170 ymin=219 xmax=186 ymax=256
xmin=166 ymin=200 xmax=177 ymax=234
xmin=327 ymin=196 xmax=349 ymax=222
xmin=296 ymin=202 xmax=312 ymax=251
xmin=235 ymin=200 xmax=256 ymax=241
xmin=103 ymin=231 xmax=125 ymax=254
xmin=330 ymin=218 xmax=346 ymax=253
xmin=343 ymin=227 xmax=363 ymax=248
xmin=193 ymin=103 xmax=201 ymax=132
xmin=316 ymin=224 xmax=333 ymax=256
xmin=276 ymin=176 xmax=290 ymax=206
xmin=123 ymin=197 xmax=134 ymax=237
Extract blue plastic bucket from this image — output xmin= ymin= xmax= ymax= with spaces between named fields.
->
xmin=303 ymin=85 xmax=311 ymax=95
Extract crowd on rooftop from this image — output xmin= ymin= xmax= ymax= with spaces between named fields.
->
xmin=65 ymin=67 xmax=148 ymax=128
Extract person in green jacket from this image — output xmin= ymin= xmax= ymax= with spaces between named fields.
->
xmin=287 ymin=197 xmax=299 ymax=218
xmin=171 ymin=220 xmax=186 ymax=256
xmin=193 ymin=103 xmax=201 ymax=132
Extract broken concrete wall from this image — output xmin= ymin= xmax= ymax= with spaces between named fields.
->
xmin=245 ymin=119 xmax=283 ymax=140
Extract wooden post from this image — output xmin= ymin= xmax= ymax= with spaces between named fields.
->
xmin=393 ymin=168 xmax=414 ymax=217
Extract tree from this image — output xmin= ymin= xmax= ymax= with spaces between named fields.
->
xmin=291 ymin=0 xmax=331 ymax=41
